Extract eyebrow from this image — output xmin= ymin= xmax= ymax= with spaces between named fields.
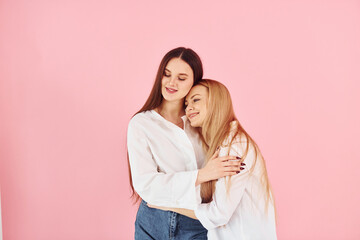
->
xmin=185 ymin=94 xmax=200 ymax=103
xmin=165 ymin=68 xmax=188 ymax=76
xmin=190 ymin=94 xmax=200 ymax=99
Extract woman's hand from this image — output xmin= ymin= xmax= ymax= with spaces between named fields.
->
xmin=196 ymin=148 xmax=244 ymax=185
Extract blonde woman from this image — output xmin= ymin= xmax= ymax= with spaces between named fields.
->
xmin=149 ymin=79 xmax=277 ymax=240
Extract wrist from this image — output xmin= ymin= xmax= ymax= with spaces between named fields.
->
xmin=196 ymin=169 xmax=206 ymax=186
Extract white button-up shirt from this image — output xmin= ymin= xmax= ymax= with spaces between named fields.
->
xmin=195 ymin=121 xmax=277 ymax=240
xmin=127 ymin=110 xmax=205 ymax=209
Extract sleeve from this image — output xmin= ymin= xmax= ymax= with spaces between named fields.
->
xmin=194 ymin=141 xmax=256 ymax=229
xmin=127 ymin=117 xmax=202 ymax=210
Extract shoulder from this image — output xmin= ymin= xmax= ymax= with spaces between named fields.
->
xmin=128 ymin=111 xmax=153 ymax=127
xmin=127 ymin=111 xmax=158 ymax=136
xmin=220 ymin=133 xmax=250 ymax=154
xmin=236 ymin=133 xmax=255 ymax=150
xmin=221 ymin=121 xmax=251 ymax=149
xmin=220 ymin=130 xmax=258 ymax=164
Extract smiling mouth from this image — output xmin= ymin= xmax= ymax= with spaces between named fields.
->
xmin=188 ymin=113 xmax=199 ymax=119
xmin=165 ymin=87 xmax=178 ymax=94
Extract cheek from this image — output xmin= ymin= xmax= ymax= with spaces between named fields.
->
xmin=182 ymin=81 xmax=194 ymax=93
xmin=161 ymin=77 xmax=167 ymax=86
xmin=200 ymin=104 xmax=208 ymax=116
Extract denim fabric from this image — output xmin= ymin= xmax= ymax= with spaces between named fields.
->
xmin=135 ymin=200 xmax=207 ymax=240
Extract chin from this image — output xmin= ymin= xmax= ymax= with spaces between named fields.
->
xmin=190 ymin=121 xmax=201 ymax=128
xmin=162 ymin=91 xmax=184 ymax=102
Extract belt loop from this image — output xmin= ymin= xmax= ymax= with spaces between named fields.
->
xmin=169 ymin=211 xmax=177 ymax=239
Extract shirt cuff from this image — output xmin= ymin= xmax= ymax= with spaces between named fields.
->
xmin=170 ymin=170 xmax=202 ymax=210
xmin=194 ymin=204 xmax=215 ymax=230
xmin=195 ymin=170 xmax=202 ymax=205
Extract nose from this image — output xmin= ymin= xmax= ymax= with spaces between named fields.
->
xmin=169 ymin=76 xmax=176 ymax=86
xmin=185 ymin=103 xmax=193 ymax=112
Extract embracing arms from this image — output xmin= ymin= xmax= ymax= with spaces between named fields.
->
xmin=148 ymin=141 xmax=256 ymax=229
xmin=127 ymin=118 xmax=241 ymax=210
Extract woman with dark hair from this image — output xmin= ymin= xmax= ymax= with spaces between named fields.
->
xmin=127 ymin=48 xmax=242 ymax=239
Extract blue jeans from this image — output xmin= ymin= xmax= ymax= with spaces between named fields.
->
xmin=135 ymin=200 xmax=207 ymax=240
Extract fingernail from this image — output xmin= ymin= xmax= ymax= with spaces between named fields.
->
xmin=240 ymin=167 xmax=244 ymax=170
xmin=241 ymin=163 xmax=246 ymax=166
xmin=236 ymin=156 xmax=241 ymax=159
xmin=236 ymin=171 xmax=240 ymax=174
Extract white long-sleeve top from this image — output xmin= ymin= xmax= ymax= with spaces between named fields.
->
xmin=127 ymin=110 xmax=205 ymax=210
xmin=195 ymin=121 xmax=277 ymax=240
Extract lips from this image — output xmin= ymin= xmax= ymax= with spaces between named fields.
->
xmin=165 ymin=87 xmax=178 ymax=94
xmin=187 ymin=112 xmax=199 ymax=119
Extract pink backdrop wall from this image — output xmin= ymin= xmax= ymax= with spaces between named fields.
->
xmin=1 ymin=0 xmax=359 ymax=239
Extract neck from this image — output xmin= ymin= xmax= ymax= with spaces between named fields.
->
xmin=156 ymin=99 xmax=185 ymax=129
xmin=157 ymin=99 xmax=185 ymax=119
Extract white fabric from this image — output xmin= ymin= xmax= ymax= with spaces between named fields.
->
xmin=127 ymin=110 xmax=205 ymax=210
xmin=195 ymin=121 xmax=277 ymax=240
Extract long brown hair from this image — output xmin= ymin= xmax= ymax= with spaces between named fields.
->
xmin=198 ymin=79 xmax=273 ymax=210
xmin=127 ymin=47 xmax=203 ymax=203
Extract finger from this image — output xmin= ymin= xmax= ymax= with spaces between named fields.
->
xmin=221 ymin=161 xmax=242 ymax=167
xmin=229 ymin=160 xmax=246 ymax=167
xmin=224 ymin=171 xmax=238 ymax=176
xmin=223 ymin=166 xmax=242 ymax=172
xmin=217 ymin=155 xmax=241 ymax=162
xmin=225 ymin=166 xmax=245 ymax=172
xmin=210 ymin=149 xmax=220 ymax=160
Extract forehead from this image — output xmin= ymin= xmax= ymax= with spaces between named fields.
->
xmin=165 ymin=58 xmax=193 ymax=74
xmin=186 ymin=85 xmax=208 ymax=100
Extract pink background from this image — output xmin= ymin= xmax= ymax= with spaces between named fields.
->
xmin=1 ymin=0 xmax=360 ymax=239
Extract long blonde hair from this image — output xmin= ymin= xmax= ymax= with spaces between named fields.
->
xmin=198 ymin=79 xmax=274 ymax=210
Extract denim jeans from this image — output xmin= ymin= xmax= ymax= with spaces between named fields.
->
xmin=135 ymin=200 xmax=207 ymax=240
